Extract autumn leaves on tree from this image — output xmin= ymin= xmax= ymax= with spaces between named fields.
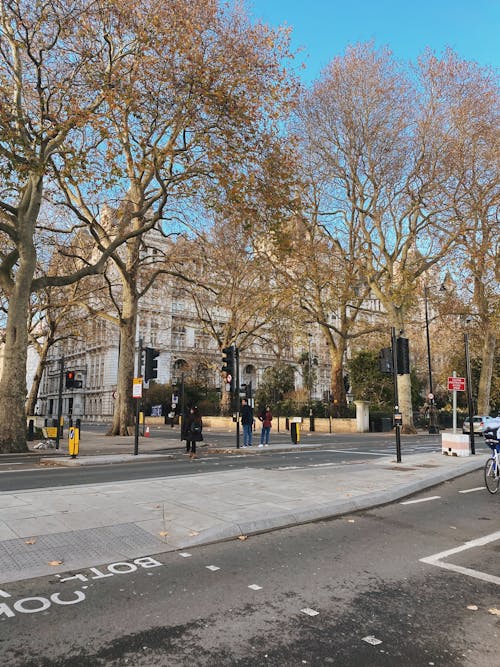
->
xmin=0 ymin=0 xmax=497 ymax=451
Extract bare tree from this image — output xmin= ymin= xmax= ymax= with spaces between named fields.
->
xmin=297 ymin=44 xmax=473 ymax=431
xmin=0 ymin=0 xmax=145 ymax=452
xmin=424 ymin=52 xmax=500 ymax=413
xmin=0 ymin=0 xmax=296 ymax=449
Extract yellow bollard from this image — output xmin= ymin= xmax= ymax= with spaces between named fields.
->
xmin=68 ymin=426 xmax=79 ymax=458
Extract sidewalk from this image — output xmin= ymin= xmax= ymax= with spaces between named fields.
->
xmin=0 ymin=429 xmax=484 ymax=585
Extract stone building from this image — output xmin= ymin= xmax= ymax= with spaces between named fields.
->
xmin=36 ymin=279 xmax=329 ymax=422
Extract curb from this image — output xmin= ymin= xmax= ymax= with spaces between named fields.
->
xmin=173 ymin=457 xmax=484 ymax=549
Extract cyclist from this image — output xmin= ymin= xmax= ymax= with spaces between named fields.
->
xmin=483 ymin=417 xmax=500 ymax=441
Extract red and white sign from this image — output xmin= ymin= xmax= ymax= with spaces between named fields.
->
xmin=132 ymin=377 xmax=143 ymax=398
xmin=448 ymin=377 xmax=465 ymax=391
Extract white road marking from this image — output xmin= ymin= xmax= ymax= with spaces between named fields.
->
xmin=308 ymin=463 xmax=337 ymax=468
xmin=248 ymin=584 xmax=262 ymax=590
xmin=0 ymin=590 xmax=11 ymax=598
xmin=362 ymin=635 xmax=383 ymax=645
xmin=206 ymin=565 xmax=220 ymax=571
xmin=301 ymin=607 xmax=319 ymax=616
xmin=459 ymin=487 xmax=485 ymax=494
xmin=400 ymin=496 xmax=441 ymax=505
xmin=323 ymin=449 xmax=390 ymax=456
xmin=420 ymin=530 xmax=500 ymax=586
xmin=179 ymin=552 xmax=192 ymax=558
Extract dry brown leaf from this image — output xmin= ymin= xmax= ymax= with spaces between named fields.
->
xmin=189 ymin=531 xmax=199 ymax=536
xmin=467 ymin=605 xmax=478 ymax=611
xmin=48 ymin=560 xmax=63 ymax=566
xmin=25 ymin=538 xmax=36 ymax=545
xmin=488 ymin=608 xmax=500 ymax=616
xmin=159 ymin=531 xmax=168 ymax=537
xmin=238 ymin=535 xmax=248 ymax=541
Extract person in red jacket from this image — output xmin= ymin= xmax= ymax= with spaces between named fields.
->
xmin=258 ymin=406 xmax=273 ymax=447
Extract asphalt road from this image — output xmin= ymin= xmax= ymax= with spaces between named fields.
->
xmin=1 ymin=470 xmax=497 ymax=666
xmin=0 ymin=435 xmax=448 ymax=492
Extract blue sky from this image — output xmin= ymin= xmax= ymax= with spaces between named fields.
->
xmin=247 ymin=0 xmax=500 ymax=83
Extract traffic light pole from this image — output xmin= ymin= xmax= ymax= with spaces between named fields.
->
xmin=235 ymin=348 xmax=240 ymax=449
xmin=55 ymin=356 xmax=64 ymax=450
xmin=134 ymin=338 xmax=142 ymax=456
xmin=391 ymin=328 xmax=402 ymax=463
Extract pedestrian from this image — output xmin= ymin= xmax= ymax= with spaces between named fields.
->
xmin=258 ymin=405 xmax=273 ymax=446
xmin=240 ymin=398 xmax=254 ymax=448
xmin=185 ymin=406 xmax=203 ymax=459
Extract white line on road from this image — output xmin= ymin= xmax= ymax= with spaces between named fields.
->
xmin=301 ymin=607 xmax=319 ymax=616
xmin=400 ymin=496 xmax=441 ymax=505
xmin=322 ymin=449 xmax=392 ymax=457
xmin=459 ymin=487 xmax=485 ymax=493
xmin=420 ymin=531 xmax=500 ymax=586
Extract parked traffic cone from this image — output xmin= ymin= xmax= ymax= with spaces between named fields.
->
xmin=145 ymin=426 xmax=150 ymax=437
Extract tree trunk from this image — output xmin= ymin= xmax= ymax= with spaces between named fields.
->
xmin=220 ymin=388 xmax=232 ymax=415
xmin=0 ymin=177 xmax=42 ymax=452
xmin=107 ymin=281 xmax=138 ymax=435
xmin=0 ymin=278 xmax=32 ymax=452
xmin=107 ymin=218 xmax=141 ymax=437
xmin=398 ymin=373 xmax=416 ymax=434
xmin=25 ymin=336 xmax=51 ymax=416
xmin=477 ymin=329 xmax=496 ymax=415
xmin=388 ymin=309 xmax=416 ymax=433
xmin=327 ymin=337 xmax=346 ymax=408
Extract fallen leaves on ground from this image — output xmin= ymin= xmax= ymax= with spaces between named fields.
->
xmin=488 ymin=608 xmax=500 ymax=616
xmin=189 ymin=531 xmax=199 ymax=536
xmin=48 ymin=560 xmax=63 ymax=566
xmin=159 ymin=531 xmax=168 ymax=537
xmin=25 ymin=538 xmax=36 ymax=545
xmin=467 ymin=605 xmax=478 ymax=611
xmin=238 ymin=535 xmax=248 ymax=541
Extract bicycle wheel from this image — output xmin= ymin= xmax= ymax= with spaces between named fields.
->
xmin=484 ymin=458 xmax=500 ymax=494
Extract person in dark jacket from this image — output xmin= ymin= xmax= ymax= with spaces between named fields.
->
xmin=185 ymin=406 xmax=203 ymax=459
xmin=240 ymin=398 xmax=254 ymax=448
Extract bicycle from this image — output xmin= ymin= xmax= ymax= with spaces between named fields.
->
xmin=484 ymin=432 xmax=500 ymax=494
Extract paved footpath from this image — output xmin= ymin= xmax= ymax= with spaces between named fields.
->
xmin=0 ymin=429 xmax=484 ymax=585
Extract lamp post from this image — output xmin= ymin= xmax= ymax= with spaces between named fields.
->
xmin=307 ymin=333 xmax=315 ymax=431
xmin=424 ymin=285 xmax=443 ymax=434
xmin=463 ymin=319 xmax=475 ymax=455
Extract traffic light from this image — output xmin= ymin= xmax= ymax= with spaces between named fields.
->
xmin=239 ymin=381 xmax=252 ymax=399
xmin=65 ymin=370 xmax=75 ymax=388
xmin=221 ymin=345 xmax=236 ymax=392
xmin=144 ymin=347 xmax=159 ymax=381
xmin=379 ymin=348 xmax=393 ymax=374
xmin=396 ymin=337 xmax=410 ymax=375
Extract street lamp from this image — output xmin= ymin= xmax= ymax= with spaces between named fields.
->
xmin=463 ymin=316 xmax=475 ymax=455
xmin=307 ymin=333 xmax=315 ymax=432
xmin=424 ymin=284 xmax=446 ymax=434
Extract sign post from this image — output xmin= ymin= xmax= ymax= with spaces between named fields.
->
xmin=133 ymin=377 xmax=143 ymax=456
xmin=448 ymin=373 xmax=465 ymax=434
